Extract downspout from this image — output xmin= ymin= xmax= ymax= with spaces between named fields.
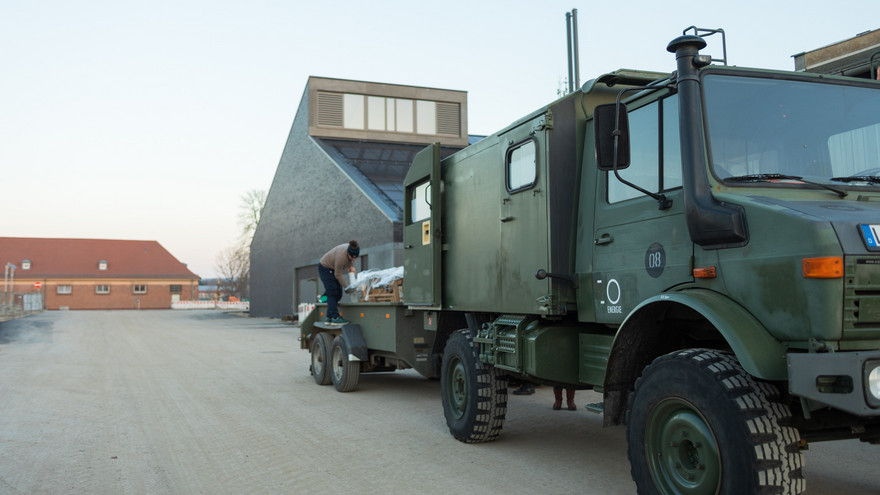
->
xmin=667 ymin=35 xmax=748 ymax=249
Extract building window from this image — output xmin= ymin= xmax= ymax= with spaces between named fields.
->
xmin=170 ymin=285 xmax=182 ymax=293
xmin=21 ymin=260 xmax=31 ymax=270
xmin=367 ymin=96 xmax=386 ymax=130
xmin=395 ymin=98 xmax=414 ymax=132
xmin=98 ymin=260 xmax=108 ymax=271
xmin=416 ymin=100 xmax=436 ymax=135
xmin=316 ymin=91 xmax=460 ymax=137
xmin=133 ymin=284 xmax=147 ymax=294
xmin=96 ymin=285 xmax=110 ymax=294
xmin=57 ymin=285 xmax=72 ymax=294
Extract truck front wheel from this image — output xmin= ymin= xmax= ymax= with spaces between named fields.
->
xmin=440 ymin=329 xmax=507 ymax=443
xmin=627 ymin=348 xmax=805 ymax=495
xmin=330 ymin=335 xmax=360 ymax=392
xmin=310 ymin=332 xmax=333 ymax=386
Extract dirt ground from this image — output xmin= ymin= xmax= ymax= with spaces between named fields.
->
xmin=0 ymin=310 xmax=878 ymax=494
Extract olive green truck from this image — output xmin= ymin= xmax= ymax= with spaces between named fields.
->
xmin=301 ymin=32 xmax=880 ymax=494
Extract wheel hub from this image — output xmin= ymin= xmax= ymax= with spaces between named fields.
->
xmin=447 ymin=357 xmax=467 ymax=419
xmin=332 ymin=346 xmax=343 ymax=381
xmin=313 ymin=350 xmax=323 ymax=375
xmin=647 ymin=398 xmax=721 ymax=494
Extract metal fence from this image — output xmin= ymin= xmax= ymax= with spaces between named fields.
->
xmin=0 ymin=291 xmax=43 ymax=321
xmin=171 ymin=300 xmax=250 ymax=311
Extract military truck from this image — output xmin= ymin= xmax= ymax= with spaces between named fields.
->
xmin=301 ymin=30 xmax=880 ymax=494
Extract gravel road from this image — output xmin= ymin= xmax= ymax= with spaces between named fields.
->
xmin=0 ymin=310 xmax=878 ymax=494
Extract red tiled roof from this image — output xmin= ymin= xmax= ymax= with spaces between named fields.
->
xmin=0 ymin=237 xmax=199 ymax=280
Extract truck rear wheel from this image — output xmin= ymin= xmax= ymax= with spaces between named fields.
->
xmin=330 ymin=335 xmax=360 ymax=392
xmin=626 ymin=348 xmax=805 ymax=495
xmin=310 ymin=332 xmax=333 ymax=386
xmin=441 ymin=329 xmax=507 ymax=443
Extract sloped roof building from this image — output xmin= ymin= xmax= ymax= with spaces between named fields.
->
xmin=250 ymin=77 xmax=473 ymax=317
xmin=0 ymin=237 xmax=199 ymax=310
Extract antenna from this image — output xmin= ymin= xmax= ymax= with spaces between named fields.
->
xmin=565 ymin=9 xmax=580 ymax=94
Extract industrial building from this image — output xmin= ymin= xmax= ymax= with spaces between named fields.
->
xmin=249 ymin=77 xmax=474 ymax=317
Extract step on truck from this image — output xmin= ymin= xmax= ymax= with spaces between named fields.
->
xmin=300 ymin=29 xmax=880 ymax=494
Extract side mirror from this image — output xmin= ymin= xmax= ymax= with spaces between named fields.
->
xmin=594 ymin=103 xmax=630 ymax=170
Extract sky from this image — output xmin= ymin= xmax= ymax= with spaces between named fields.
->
xmin=2 ymin=0 xmax=879 ymax=279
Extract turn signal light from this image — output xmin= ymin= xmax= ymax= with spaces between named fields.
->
xmin=693 ymin=267 xmax=717 ymax=279
xmin=802 ymin=257 xmax=843 ymax=279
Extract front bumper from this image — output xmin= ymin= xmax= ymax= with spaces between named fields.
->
xmin=788 ymin=351 xmax=880 ymax=416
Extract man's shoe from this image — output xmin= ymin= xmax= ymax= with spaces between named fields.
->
xmin=512 ymin=383 xmax=535 ymax=395
xmin=329 ymin=316 xmax=350 ymax=325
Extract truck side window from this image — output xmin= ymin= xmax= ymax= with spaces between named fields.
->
xmin=506 ymin=140 xmax=537 ymax=192
xmin=609 ymin=104 xmax=659 ymax=202
xmin=608 ymin=95 xmax=681 ymax=203
xmin=662 ymin=95 xmax=682 ymax=190
xmin=411 ymin=180 xmax=431 ymax=223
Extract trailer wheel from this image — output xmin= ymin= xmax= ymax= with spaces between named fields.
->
xmin=330 ymin=335 xmax=360 ymax=392
xmin=627 ymin=349 xmax=805 ymax=495
xmin=310 ymin=332 xmax=333 ymax=386
xmin=440 ymin=329 xmax=507 ymax=443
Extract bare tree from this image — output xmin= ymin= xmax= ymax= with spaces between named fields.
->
xmin=238 ymin=189 xmax=267 ymax=242
xmin=215 ymin=189 xmax=266 ymax=301
xmin=215 ymin=244 xmax=250 ymax=300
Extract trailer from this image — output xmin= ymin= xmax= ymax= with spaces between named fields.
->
xmin=300 ymin=29 xmax=880 ymax=494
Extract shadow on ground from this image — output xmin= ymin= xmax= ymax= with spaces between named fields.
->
xmin=0 ymin=313 xmax=55 ymax=345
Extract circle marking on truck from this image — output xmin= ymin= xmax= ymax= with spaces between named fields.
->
xmin=606 ymin=279 xmax=621 ymax=305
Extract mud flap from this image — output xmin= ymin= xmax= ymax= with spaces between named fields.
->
xmin=341 ymin=323 xmax=368 ymax=361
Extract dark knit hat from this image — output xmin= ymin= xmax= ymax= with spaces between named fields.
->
xmin=347 ymin=241 xmax=360 ymax=257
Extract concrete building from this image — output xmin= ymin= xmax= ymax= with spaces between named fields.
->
xmin=250 ymin=77 xmax=475 ymax=317
xmin=794 ymin=28 xmax=880 ymax=79
xmin=0 ymin=237 xmax=199 ymax=310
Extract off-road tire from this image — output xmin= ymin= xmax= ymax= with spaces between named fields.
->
xmin=627 ymin=348 xmax=805 ymax=495
xmin=310 ymin=332 xmax=333 ymax=386
xmin=440 ymin=329 xmax=507 ymax=443
xmin=330 ymin=335 xmax=360 ymax=392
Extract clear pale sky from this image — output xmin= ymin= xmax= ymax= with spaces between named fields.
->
xmin=2 ymin=0 xmax=878 ymax=279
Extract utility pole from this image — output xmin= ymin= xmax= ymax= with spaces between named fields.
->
xmin=4 ymin=263 xmax=16 ymax=309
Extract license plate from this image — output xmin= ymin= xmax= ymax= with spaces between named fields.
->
xmin=860 ymin=224 xmax=880 ymax=251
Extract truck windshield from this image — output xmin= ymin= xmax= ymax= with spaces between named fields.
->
xmin=703 ymin=74 xmax=880 ymax=183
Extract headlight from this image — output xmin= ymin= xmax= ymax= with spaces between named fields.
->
xmin=867 ymin=361 xmax=880 ymax=405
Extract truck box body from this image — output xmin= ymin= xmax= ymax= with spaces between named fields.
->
xmin=405 ymin=73 xmax=660 ymax=315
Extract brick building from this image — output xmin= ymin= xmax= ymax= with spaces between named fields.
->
xmin=0 ymin=238 xmax=199 ymax=310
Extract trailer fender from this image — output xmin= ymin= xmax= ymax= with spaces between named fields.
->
xmin=340 ymin=324 xmax=368 ymax=362
xmin=617 ymin=290 xmax=787 ymax=381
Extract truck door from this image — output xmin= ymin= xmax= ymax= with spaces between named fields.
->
xmin=592 ymin=96 xmax=693 ymax=322
xmin=403 ymin=143 xmax=442 ymax=306
xmin=499 ymin=119 xmax=550 ymax=312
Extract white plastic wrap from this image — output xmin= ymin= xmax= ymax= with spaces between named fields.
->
xmin=352 ymin=267 xmax=403 ymax=301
